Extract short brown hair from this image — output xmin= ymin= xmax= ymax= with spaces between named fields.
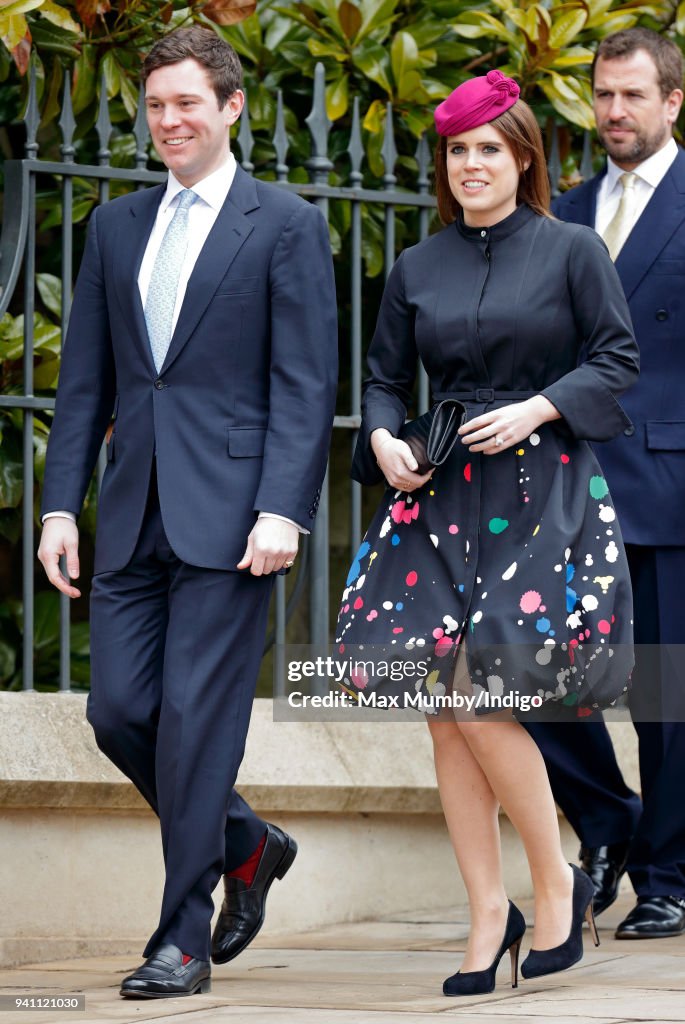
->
xmin=141 ymin=26 xmax=243 ymax=109
xmin=434 ymin=98 xmax=551 ymax=225
xmin=593 ymin=28 xmax=683 ymax=99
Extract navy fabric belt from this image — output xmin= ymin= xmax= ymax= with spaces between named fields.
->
xmin=433 ymin=389 xmax=538 ymax=402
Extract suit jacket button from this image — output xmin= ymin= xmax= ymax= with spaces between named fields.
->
xmin=656 ymin=309 xmax=668 ymax=321
xmin=154 ymin=379 xmax=164 ymax=390
xmin=624 ymin=425 xmax=635 ymax=436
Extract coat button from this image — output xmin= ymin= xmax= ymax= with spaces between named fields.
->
xmin=656 ymin=309 xmax=668 ymax=321
xmin=154 ymin=379 xmax=164 ymax=390
xmin=624 ymin=425 xmax=635 ymax=436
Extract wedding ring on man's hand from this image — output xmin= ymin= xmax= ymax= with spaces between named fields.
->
xmin=285 ymin=560 xmax=295 ymax=568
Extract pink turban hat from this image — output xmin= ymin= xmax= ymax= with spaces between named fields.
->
xmin=434 ymin=70 xmax=520 ymax=137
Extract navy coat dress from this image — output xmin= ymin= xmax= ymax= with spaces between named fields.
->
xmin=336 ymin=204 xmax=640 ymax=712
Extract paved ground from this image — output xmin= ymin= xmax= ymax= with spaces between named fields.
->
xmin=1 ymin=894 xmax=683 ymax=1024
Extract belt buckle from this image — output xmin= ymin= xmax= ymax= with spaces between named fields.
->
xmin=475 ymin=388 xmax=495 ymax=402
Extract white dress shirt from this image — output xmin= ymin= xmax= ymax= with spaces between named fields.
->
xmin=595 ymin=136 xmax=678 ymax=237
xmin=44 ymin=154 xmax=305 ymax=534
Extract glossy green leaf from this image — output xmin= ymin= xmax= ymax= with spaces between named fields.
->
xmin=71 ymin=44 xmax=97 ymax=114
xmin=307 ymin=36 xmax=347 ymax=60
xmin=356 ymin=0 xmax=399 ymax=44
xmin=453 ymin=12 xmax=519 ymax=45
xmin=539 ymin=76 xmax=594 ymax=129
xmin=326 ymin=70 xmax=349 ymax=119
xmin=101 ymin=50 xmax=121 ymax=98
xmin=594 ymin=13 xmax=640 ymax=35
xmin=118 ymin=71 xmax=138 ymax=119
xmin=33 ymin=353 xmax=60 ymax=390
xmin=677 ymin=0 xmax=685 ymax=35
xmin=38 ymin=0 xmax=80 ymax=34
xmin=548 ymin=9 xmax=587 ymax=49
xmin=36 ymin=273 xmax=62 ymax=318
xmin=390 ymin=30 xmax=419 ymax=91
xmin=354 ymin=38 xmax=392 ymax=94
xmin=0 ymin=0 xmax=43 ymax=19
xmin=549 ymin=45 xmax=595 ymax=68
xmin=362 ymin=97 xmax=385 ymax=133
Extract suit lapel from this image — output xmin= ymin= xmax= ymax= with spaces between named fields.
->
xmin=113 ymin=184 xmax=165 ymax=375
xmin=615 ymin=149 xmax=685 ymax=299
xmin=160 ymin=165 xmax=259 ymax=373
xmin=562 ymin=172 xmax=602 ymax=227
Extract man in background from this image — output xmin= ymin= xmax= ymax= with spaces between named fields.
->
xmin=528 ymin=27 xmax=685 ymax=940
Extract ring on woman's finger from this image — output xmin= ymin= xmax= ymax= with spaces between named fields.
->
xmin=494 ymin=434 xmax=504 ymax=447
xmin=285 ymin=559 xmax=295 ymax=568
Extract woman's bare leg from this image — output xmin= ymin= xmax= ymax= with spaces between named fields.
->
xmin=457 ymin=717 xmax=574 ymax=950
xmin=427 ymin=716 xmax=510 ymax=971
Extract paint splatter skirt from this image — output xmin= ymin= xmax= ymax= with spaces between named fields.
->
xmin=336 ymin=422 xmax=634 ymax=714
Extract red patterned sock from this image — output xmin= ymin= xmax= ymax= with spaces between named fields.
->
xmin=227 ymin=832 xmax=267 ymax=886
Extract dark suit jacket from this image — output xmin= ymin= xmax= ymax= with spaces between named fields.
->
xmin=41 ymin=165 xmax=338 ymax=572
xmin=553 ymin=148 xmax=685 ymax=546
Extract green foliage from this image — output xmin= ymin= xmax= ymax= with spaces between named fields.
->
xmin=452 ymin=0 xmax=664 ymax=130
xmin=0 ymin=591 xmax=90 ymax=690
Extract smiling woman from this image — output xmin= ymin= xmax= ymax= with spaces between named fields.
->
xmin=336 ymin=69 xmax=640 ymax=1000
xmin=444 ymin=127 xmax=526 ymax=229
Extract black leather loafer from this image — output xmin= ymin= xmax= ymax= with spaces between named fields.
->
xmin=615 ymin=896 xmax=685 ymax=939
xmin=579 ymin=840 xmax=631 ymax=916
xmin=211 ymin=822 xmax=297 ymax=965
xmin=120 ymin=943 xmax=210 ymax=998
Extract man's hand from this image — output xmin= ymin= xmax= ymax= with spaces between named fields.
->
xmin=37 ymin=518 xmax=82 ymax=598
xmin=371 ymin=428 xmax=433 ymax=493
xmin=458 ymin=396 xmax=561 ymax=454
xmin=237 ymin=518 xmax=299 ymax=576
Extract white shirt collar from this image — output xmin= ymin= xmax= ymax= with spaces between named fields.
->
xmin=161 ymin=152 xmax=237 ymax=212
xmin=605 ymin=136 xmax=678 ymax=194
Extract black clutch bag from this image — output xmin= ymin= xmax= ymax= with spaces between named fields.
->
xmin=398 ymin=398 xmax=466 ymax=475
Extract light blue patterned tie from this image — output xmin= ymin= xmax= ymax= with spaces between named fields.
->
xmin=144 ymin=188 xmax=198 ymax=372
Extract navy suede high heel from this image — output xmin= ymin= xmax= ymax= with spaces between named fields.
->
xmin=521 ymin=863 xmax=600 ymax=980
xmin=443 ymin=900 xmax=526 ymax=996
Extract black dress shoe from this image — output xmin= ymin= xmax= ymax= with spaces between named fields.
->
xmin=120 ymin=943 xmax=210 ymax=999
xmin=579 ymin=839 xmax=631 ymax=916
xmin=521 ymin=864 xmax=600 ymax=980
xmin=615 ymin=896 xmax=685 ymax=939
xmin=211 ymin=822 xmax=297 ymax=965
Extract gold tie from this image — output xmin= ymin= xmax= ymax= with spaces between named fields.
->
xmin=602 ymin=171 xmax=638 ymax=261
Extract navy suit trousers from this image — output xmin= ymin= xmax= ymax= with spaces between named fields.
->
xmin=87 ymin=466 xmax=273 ymax=960
xmin=526 ymin=544 xmax=685 ymax=897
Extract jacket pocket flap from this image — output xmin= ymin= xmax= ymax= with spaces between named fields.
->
xmin=645 ymin=421 xmax=685 ymax=451
xmin=227 ymin=427 xmax=267 ymax=457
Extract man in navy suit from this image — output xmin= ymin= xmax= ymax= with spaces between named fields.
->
xmin=37 ymin=27 xmax=338 ymax=996
xmin=527 ymin=28 xmax=685 ymax=939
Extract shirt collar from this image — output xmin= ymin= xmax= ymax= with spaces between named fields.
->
xmin=161 ymin=152 xmax=237 ymax=213
xmin=605 ymin=136 xmax=678 ymax=194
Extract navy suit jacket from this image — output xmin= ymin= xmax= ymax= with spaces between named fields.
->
xmin=553 ymin=148 xmax=685 ymax=546
xmin=42 ymin=165 xmax=339 ymax=572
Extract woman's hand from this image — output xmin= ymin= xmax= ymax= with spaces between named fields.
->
xmin=371 ymin=428 xmax=434 ymax=492
xmin=458 ymin=396 xmax=560 ymax=454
